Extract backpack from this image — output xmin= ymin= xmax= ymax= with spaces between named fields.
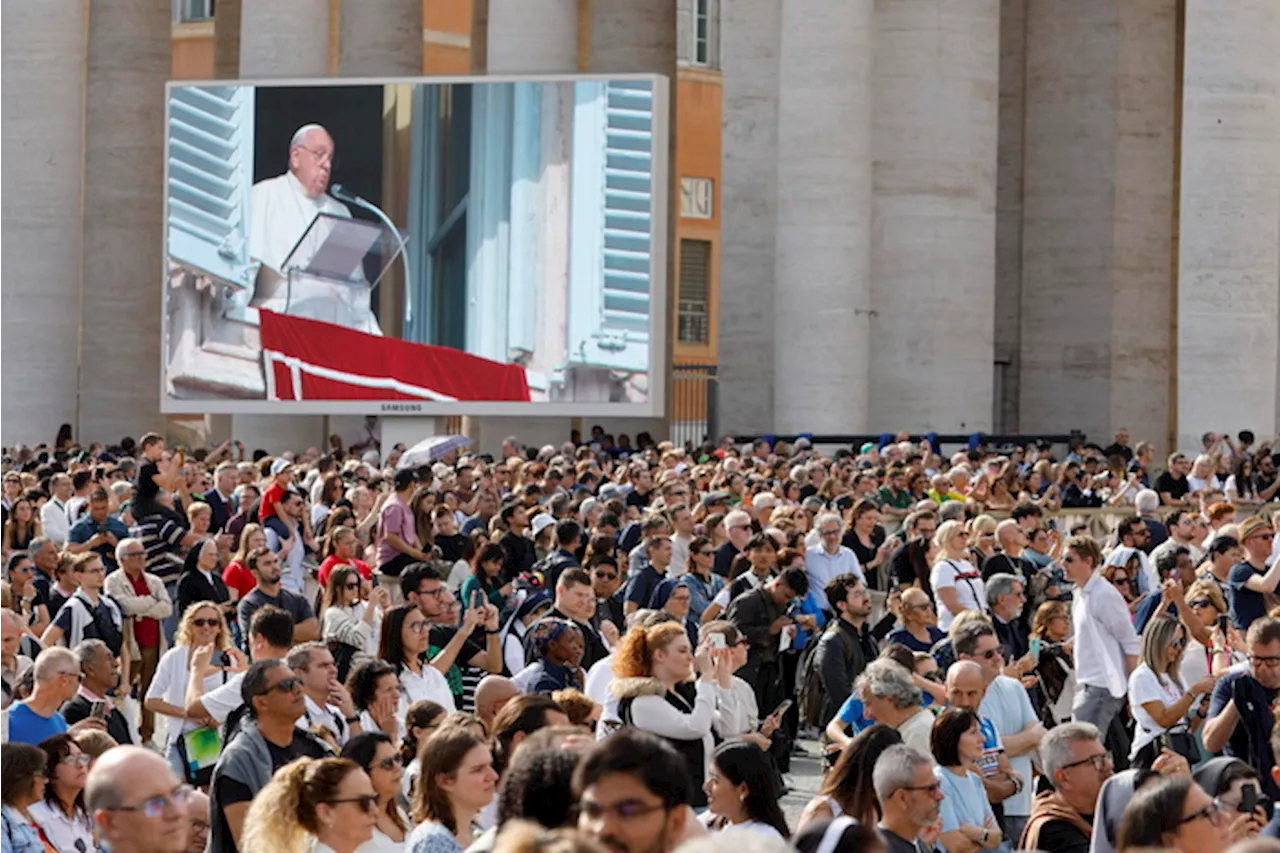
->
xmin=798 ymin=622 xmax=855 ymax=728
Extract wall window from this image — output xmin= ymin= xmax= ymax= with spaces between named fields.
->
xmin=678 ymin=239 xmax=711 ymax=345
xmin=677 ymin=0 xmax=718 ymax=69
xmin=173 ymin=0 xmax=214 ymax=22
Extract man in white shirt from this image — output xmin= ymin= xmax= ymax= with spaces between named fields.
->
xmin=805 ymin=512 xmax=864 ymax=612
xmin=288 ymin=642 xmax=362 ymax=748
xmin=184 ymin=605 xmax=293 ymax=726
xmin=41 ymin=473 xmax=74 ymax=546
xmin=1064 ymin=535 xmax=1140 ymax=738
xmin=248 ymin=124 xmax=380 ymax=334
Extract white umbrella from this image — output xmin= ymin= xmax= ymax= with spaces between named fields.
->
xmin=397 ymin=434 xmax=474 ymax=469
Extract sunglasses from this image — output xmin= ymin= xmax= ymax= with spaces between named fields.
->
xmin=322 ymin=794 xmax=380 ymax=813
xmin=259 ymin=676 xmax=303 ymax=695
xmin=190 ymin=618 xmax=220 ymax=628
xmin=1187 ymin=599 xmax=1214 ymax=609
xmin=594 ymin=572 xmax=619 ymax=581
xmin=371 ymin=757 xmax=400 ymax=772
xmin=697 ymin=550 xmax=714 ymax=557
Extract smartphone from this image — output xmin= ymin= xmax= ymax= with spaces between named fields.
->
xmin=89 ymin=700 xmax=108 ymax=720
xmin=209 ymin=650 xmax=230 ymax=668
xmin=770 ymin=699 xmax=794 ymax=719
xmin=1156 ymin=733 xmax=1174 ymax=754
xmin=471 ymin=590 xmax=486 ymax=610
xmin=1029 ymin=637 xmax=1041 ymax=661
xmin=1217 ymin=614 xmax=1230 ymax=634
xmin=709 ymin=634 xmax=727 ymax=651
xmin=1241 ymin=782 xmax=1258 ymax=814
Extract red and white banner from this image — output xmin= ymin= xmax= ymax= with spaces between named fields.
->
xmin=258 ymin=310 xmax=531 ymax=402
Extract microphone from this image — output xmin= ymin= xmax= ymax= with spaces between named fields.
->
xmin=328 ymin=184 xmax=414 ymax=325
xmin=329 ymin=183 xmax=360 ymax=205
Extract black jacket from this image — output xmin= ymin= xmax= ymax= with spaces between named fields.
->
xmin=815 ymin=618 xmax=877 ymax=724
xmin=202 ymin=488 xmax=235 ymax=533
xmin=724 ymin=586 xmax=785 ymax=666
xmin=499 ymin=531 xmax=537 ymax=580
xmin=63 ymin=694 xmax=133 ymax=745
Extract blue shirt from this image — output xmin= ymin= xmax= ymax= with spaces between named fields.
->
xmin=6 ymin=701 xmax=68 ymax=745
xmin=935 ymin=765 xmax=995 ymax=834
xmin=66 ymin=513 xmax=131 ymax=571
xmin=886 ymin=626 xmax=946 ymax=654
xmin=1229 ymin=561 xmax=1268 ymax=630
xmin=624 ymin=564 xmax=665 ymax=609
xmin=837 ymin=690 xmax=935 ymax=732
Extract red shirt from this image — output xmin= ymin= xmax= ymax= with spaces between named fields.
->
xmin=222 ymin=560 xmax=256 ymax=599
xmin=318 ymin=556 xmax=373 ymax=589
xmin=127 ymin=572 xmax=161 ymax=648
xmin=259 ymin=481 xmax=285 ymax=522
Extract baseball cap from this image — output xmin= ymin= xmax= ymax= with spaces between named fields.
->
xmin=270 ymin=458 xmax=292 ymax=476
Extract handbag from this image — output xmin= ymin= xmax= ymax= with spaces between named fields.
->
xmin=1134 ymin=728 xmax=1201 ymax=770
xmin=176 ymin=725 xmax=223 ymax=786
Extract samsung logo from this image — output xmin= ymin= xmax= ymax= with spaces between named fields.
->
xmin=380 ymin=403 xmax=424 ymax=413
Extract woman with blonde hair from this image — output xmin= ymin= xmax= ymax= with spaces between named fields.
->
xmin=929 ymin=520 xmax=986 ymax=631
xmin=242 ymin=756 xmax=378 ymax=853
xmin=145 ymin=600 xmax=242 ymax=782
xmin=966 ymin=515 xmax=999 ymax=568
xmin=608 ymin=621 xmax=730 ymax=808
xmin=1127 ymin=614 xmax=1216 ymax=768
xmin=409 ymin=726 xmax=500 ymax=853
xmin=221 ymin=522 xmax=267 ymax=604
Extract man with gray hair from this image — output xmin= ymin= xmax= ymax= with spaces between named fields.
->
xmin=4 ymin=646 xmax=96 ymax=744
xmin=87 ymin=745 xmax=191 ymax=853
xmin=62 ymin=638 xmax=134 ymax=745
xmin=849 ymin=659 xmax=933 ymax=759
xmin=713 ymin=508 xmax=754 ymax=578
xmin=805 ymin=512 xmax=864 ymax=612
xmin=1020 ymin=722 xmax=1111 ymax=852
xmin=873 ymin=744 xmax=945 ymax=853
xmin=986 ymin=572 xmax=1031 ymax=666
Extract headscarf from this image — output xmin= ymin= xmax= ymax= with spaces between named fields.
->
xmin=529 ymin=618 xmax=575 ymax=661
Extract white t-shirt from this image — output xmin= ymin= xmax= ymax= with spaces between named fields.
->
xmin=980 ymin=676 xmax=1039 ymax=817
xmin=1187 ymin=474 xmax=1221 ymax=494
xmin=396 ymin=663 xmax=455 ymax=733
xmin=145 ymin=645 xmax=233 ymax=746
xmin=266 ymin=524 xmax=306 ymax=593
xmin=201 ymin=671 xmax=247 ymax=724
xmin=930 ymin=558 xmax=985 ymax=631
xmin=1128 ymin=663 xmax=1189 ymax=759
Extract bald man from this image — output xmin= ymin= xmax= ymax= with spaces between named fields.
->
xmin=474 ymin=675 xmax=520 ymax=731
xmin=185 ymin=789 xmax=211 ymax=853
xmin=248 ymin=124 xmax=381 ymax=334
xmin=87 ymin=746 xmax=190 ymax=853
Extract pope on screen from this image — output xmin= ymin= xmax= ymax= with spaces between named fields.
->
xmin=248 ymin=123 xmax=382 ymax=335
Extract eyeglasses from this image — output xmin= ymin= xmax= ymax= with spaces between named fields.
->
xmin=1111 ymin=577 xmax=1131 ymax=586
xmin=107 ymin=786 xmax=193 ymax=818
xmin=1248 ymin=655 xmax=1280 ymax=668
xmin=1171 ymin=637 xmax=1187 ymax=649
xmin=1178 ymin=800 xmax=1226 ymax=827
xmin=1187 ymin=599 xmax=1214 ymax=609
xmin=59 ymin=754 xmax=91 ymax=767
xmin=405 ymin=621 xmax=430 ymax=634
xmin=907 ymin=603 xmax=936 ymax=613
xmin=322 ymin=794 xmax=381 ymax=813
xmin=594 ymin=572 xmax=619 ymax=581
xmin=417 ymin=587 xmax=449 ymax=599
xmin=57 ymin=670 xmax=84 ymax=682
xmin=371 ymin=757 xmax=400 ymax=772
xmin=976 ymin=648 xmax=1003 ymax=660
xmin=190 ymin=618 xmax=220 ymax=628
xmin=121 ymin=550 xmax=146 ymax=558
xmin=579 ymin=799 xmax=670 ymax=821
xmin=1059 ymin=753 xmax=1112 ymax=773
xmin=899 ymin=782 xmax=943 ymax=795
xmin=259 ymin=676 xmax=303 ymax=695
xmin=1249 ymin=532 xmax=1276 ymax=542
xmin=668 ymin=595 xmax=692 ymax=603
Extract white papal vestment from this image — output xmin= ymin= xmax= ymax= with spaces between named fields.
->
xmin=248 ymin=171 xmax=381 ymax=335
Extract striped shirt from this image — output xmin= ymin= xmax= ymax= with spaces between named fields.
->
xmin=129 ymin=516 xmax=187 ymax=581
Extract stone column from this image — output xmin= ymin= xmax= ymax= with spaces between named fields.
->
xmin=78 ymin=0 xmax=171 ymax=443
xmin=338 ymin=0 xmax=421 ymax=76
xmin=995 ymin=0 xmax=1027 ymax=432
xmin=1017 ymin=0 xmax=1177 ymax=447
xmin=717 ymin=0 xmax=781 ymax=435
xmin=870 ymin=0 xmax=1000 ymax=434
xmin=1177 ymin=0 xmax=1280 ymax=451
xmin=0 ymin=4 xmax=88 ymax=444
xmin=482 ymin=0 xmax=577 ymax=72
xmin=772 ymin=0 xmax=874 ymax=435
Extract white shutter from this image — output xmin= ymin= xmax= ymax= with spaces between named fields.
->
xmin=568 ymin=80 xmax=654 ymax=374
xmin=166 ymin=85 xmax=259 ymax=288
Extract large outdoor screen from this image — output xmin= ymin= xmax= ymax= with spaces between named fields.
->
xmin=161 ymin=74 xmax=669 ymax=417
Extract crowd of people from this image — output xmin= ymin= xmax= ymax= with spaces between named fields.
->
xmin=1 ymin=426 xmax=1279 ymax=853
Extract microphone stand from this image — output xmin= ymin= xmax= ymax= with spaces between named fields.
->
xmin=330 ymin=185 xmax=414 ymax=327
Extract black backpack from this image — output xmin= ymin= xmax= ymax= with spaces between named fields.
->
xmin=798 ymin=623 xmax=854 ymax=728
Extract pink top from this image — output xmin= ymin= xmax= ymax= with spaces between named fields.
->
xmin=376 ymin=494 xmax=417 ymax=566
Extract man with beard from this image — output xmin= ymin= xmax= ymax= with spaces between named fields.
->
xmin=235 ymin=547 xmax=318 ymax=643
xmin=575 ymin=729 xmax=691 ymax=853
xmin=874 ymin=745 xmax=945 ymax=853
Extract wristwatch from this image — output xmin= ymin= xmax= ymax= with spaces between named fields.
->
xmin=345 ymin=715 xmax=360 ymax=724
